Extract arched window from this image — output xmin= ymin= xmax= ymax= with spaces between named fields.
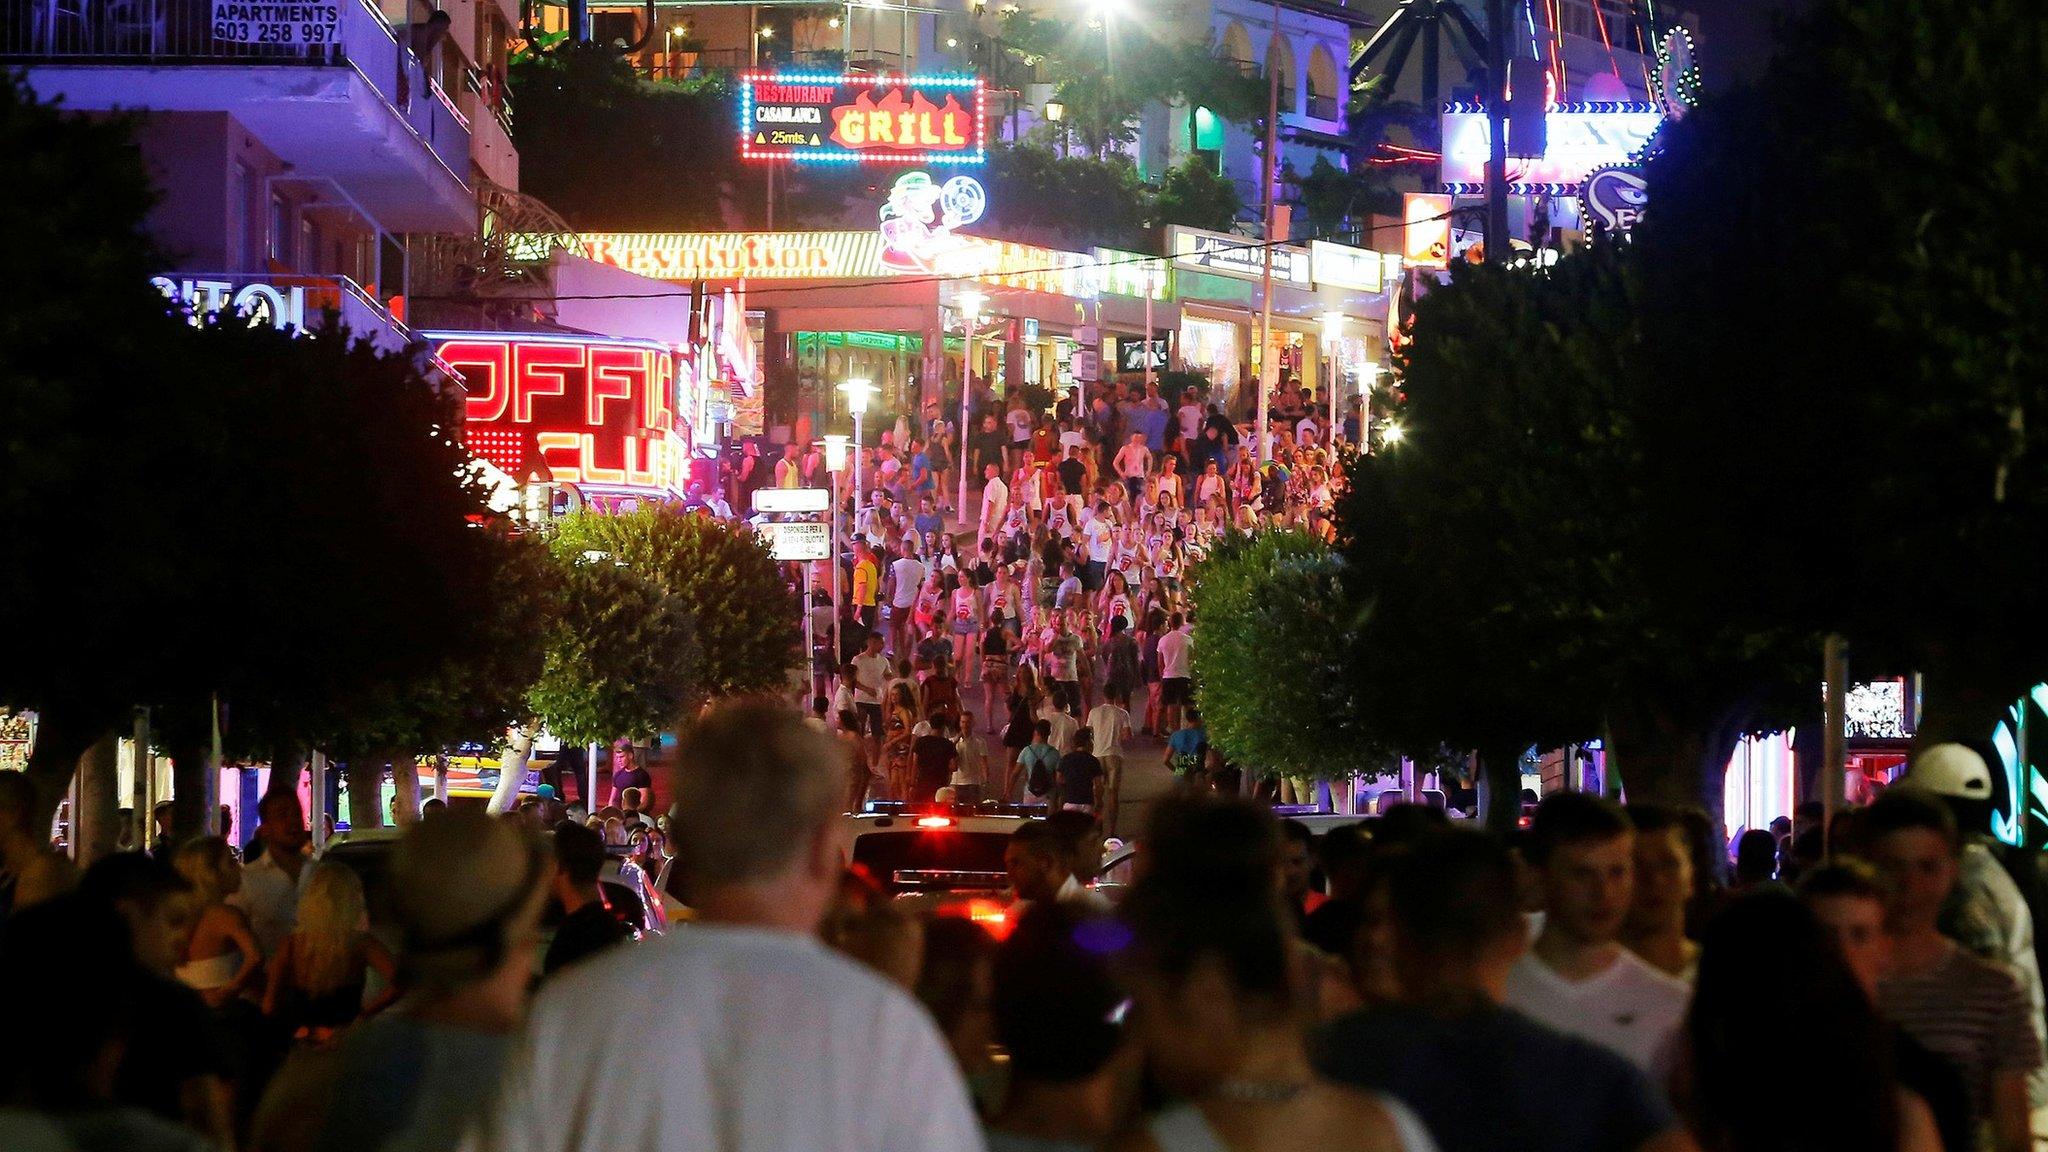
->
xmin=1266 ymin=32 xmax=1297 ymax=113
xmin=1307 ymin=44 xmax=1341 ymax=120
xmin=1218 ymin=22 xmax=1254 ymax=77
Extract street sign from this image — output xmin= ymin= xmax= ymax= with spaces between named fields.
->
xmin=751 ymin=487 xmax=831 ymax=513
xmin=1071 ymin=348 xmax=1101 ymax=383
xmin=758 ymin=521 xmax=831 ymax=560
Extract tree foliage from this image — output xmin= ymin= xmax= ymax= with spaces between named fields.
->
xmin=548 ymin=507 xmax=799 ymax=700
xmin=1290 ymin=155 xmax=1398 ymax=238
xmin=1154 ymin=157 xmax=1244 ymax=232
xmin=1187 ymin=529 xmax=1390 ymax=781
xmin=1631 ymin=0 xmax=2048 ymax=739
xmin=527 ymin=556 xmax=699 ymax=747
xmin=983 ymin=142 xmax=1151 ymax=249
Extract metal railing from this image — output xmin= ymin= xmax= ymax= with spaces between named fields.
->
xmin=3 ymin=0 xmax=472 ymax=185
xmin=1306 ymin=93 xmax=1340 ymax=120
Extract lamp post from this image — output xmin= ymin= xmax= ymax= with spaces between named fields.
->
xmin=954 ymin=289 xmax=986 ymax=534
xmin=1043 ymin=99 xmax=1064 ymax=157
xmin=1359 ymin=361 xmax=1383 ymax=452
xmin=663 ymin=23 xmax=687 ymax=79
xmin=839 ymin=377 xmax=876 ymax=511
xmin=1320 ymin=310 xmax=1345 ymax=446
xmin=823 ymin=433 xmax=850 ymax=669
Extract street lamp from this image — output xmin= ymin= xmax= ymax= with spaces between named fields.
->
xmin=839 ymin=377 xmax=876 ymax=508
xmin=1359 ymin=361 xmax=1383 ymax=452
xmin=1320 ymin=311 xmax=1345 ymax=444
xmin=663 ymin=23 xmax=688 ymax=79
xmin=822 ymin=433 xmax=850 ymax=669
xmin=954 ymin=289 xmax=987 ymax=533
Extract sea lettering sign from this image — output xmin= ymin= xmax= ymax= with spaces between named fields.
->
xmin=210 ymin=0 xmax=339 ymax=44
xmin=739 ymin=73 xmax=987 ymax=165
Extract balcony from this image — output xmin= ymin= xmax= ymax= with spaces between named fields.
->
xmin=4 ymin=0 xmax=473 ymax=232
xmin=1306 ymin=92 xmax=1340 ymax=121
xmin=154 ymin=270 xmax=418 ymax=353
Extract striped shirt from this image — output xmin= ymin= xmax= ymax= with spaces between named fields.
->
xmin=1879 ymin=943 xmax=2043 ymax=1119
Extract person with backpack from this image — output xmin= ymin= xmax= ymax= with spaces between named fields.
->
xmin=1016 ymin=720 xmax=1061 ymax=807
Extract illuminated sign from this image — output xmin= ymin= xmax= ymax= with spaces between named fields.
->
xmin=751 ymin=487 xmax=831 ymax=513
xmin=740 ymin=72 xmax=987 ymax=165
xmin=155 ymin=274 xmax=314 ymax=331
xmin=425 ymin=332 xmax=689 ymax=499
xmin=1092 ymin=250 xmax=1172 ymax=300
xmin=1439 ymin=103 xmax=1663 ymax=193
xmin=1168 ymin=226 xmax=1310 ymax=285
xmin=581 ymin=232 xmax=885 ymax=281
xmin=879 ymin=171 xmax=988 ymax=272
xmin=1402 ymin=193 xmax=1451 ymax=269
xmin=1309 ymin=240 xmax=1400 ymax=293
xmin=1581 ymin=165 xmax=1649 ymax=238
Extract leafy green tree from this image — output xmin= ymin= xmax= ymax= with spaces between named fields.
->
xmin=1187 ymin=529 xmax=1392 ymax=782
xmin=1291 ymin=155 xmax=1398 ymax=238
xmin=1337 ymin=247 xmax=1809 ymax=829
xmin=549 ymin=507 xmax=800 ymax=701
xmin=983 ymin=142 xmax=1150 ymax=249
xmin=527 ymin=556 xmax=700 ymax=749
xmin=1632 ymin=0 xmax=2048 ymax=744
xmin=1153 ymin=157 xmax=1243 ymax=231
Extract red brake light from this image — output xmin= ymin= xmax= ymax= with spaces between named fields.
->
xmin=915 ymin=815 xmax=954 ymax=829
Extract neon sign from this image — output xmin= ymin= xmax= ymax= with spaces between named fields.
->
xmin=425 ymin=332 xmax=689 ymax=500
xmin=878 ymin=171 xmax=987 ymax=272
xmin=1438 ymin=103 xmax=1663 ymax=193
xmin=582 ymin=232 xmax=885 ymax=281
xmin=740 ymin=72 xmax=987 ymax=165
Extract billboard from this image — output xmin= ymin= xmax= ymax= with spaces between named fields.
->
xmin=426 ymin=332 xmax=689 ymax=501
xmin=1168 ymin=226 xmax=1310 ymax=285
xmin=1439 ymin=103 xmax=1664 ymax=194
xmin=739 ymin=72 xmax=987 ymax=165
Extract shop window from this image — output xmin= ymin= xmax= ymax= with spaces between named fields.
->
xmin=1193 ymin=106 xmax=1225 ymax=152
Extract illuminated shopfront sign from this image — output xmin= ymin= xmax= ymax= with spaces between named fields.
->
xmin=154 ymin=272 xmax=415 ymax=352
xmin=1308 ymin=241 xmax=1400 ymax=293
xmin=740 ymin=72 xmax=987 ymax=165
xmin=1439 ymin=103 xmax=1664 ymax=193
xmin=1402 ymin=194 xmax=1452 ymax=269
xmin=426 ymin=332 xmax=689 ymax=499
xmin=1169 ymin=226 xmax=1310 ymax=285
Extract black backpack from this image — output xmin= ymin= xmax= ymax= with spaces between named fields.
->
xmin=1027 ymin=749 xmax=1055 ymax=797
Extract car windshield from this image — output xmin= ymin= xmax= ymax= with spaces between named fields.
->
xmin=852 ymin=830 xmax=1013 ymax=894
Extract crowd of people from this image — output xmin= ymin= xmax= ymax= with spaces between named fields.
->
xmin=4 ymin=702 xmax=2044 ymax=1152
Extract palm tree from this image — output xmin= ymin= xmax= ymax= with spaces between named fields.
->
xmin=1349 ymin=0 xmax=1489 ymax=117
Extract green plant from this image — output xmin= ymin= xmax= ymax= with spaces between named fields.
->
xmin=548 ymin=507 xmax=800 ymax=701
xmin=1186 ymin=529 xmax=1393 ymax=781
xmin=528 ymin=556 xmax=700 ymax=747
xmin=1152 ymin=157 xmax=1243 ymax=231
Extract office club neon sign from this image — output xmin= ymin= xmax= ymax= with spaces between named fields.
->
xmin=740 ymin=72 xmax=987 ymax=165
xmin=426 ymin=332 xmax=689 ymax=500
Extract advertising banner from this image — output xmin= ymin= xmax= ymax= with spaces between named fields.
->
xmin=210 ymin=0 xmax=338 ymax=44
xmin=1438 ymin=103 xmax=1663 ymax=193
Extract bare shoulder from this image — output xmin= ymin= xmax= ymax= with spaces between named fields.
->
xmin=1303 ymin=1083 xmax=1411 ymax=1151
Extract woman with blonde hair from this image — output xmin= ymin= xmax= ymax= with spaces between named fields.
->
xmin=263 ymin=861 xmax=396 ymax=1043
xmin=173 ymin=836 xmax=263 ymax=1007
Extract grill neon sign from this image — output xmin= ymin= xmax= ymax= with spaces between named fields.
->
xmin=740 ymin=72 xmax=987 ymax=165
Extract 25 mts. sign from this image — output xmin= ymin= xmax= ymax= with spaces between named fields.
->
xmin=211 ymin=0 xmax=339 ymax=44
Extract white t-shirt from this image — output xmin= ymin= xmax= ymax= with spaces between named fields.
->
xmin=230 ymin=850 xmax=311 ymax=957
xmin=889 ymin=558 xmax=925 ymax=609
xmin=1157 ymin=627 xmax=1192 ymax=680
xmin=1177 ymin=404 xmax=1205 ymax=442
xmin=1296 ymin=416 xmax=1319 ymax=445
xmin=850 ymin=652 xmax=890 ymax=705
xmin=980 ymin=476 xmax=1009 ymax=524
xmin=1082 ymin=519 xmax=1114 ymax=564
xmin=1086 ymin=703 xmax=1131 ymax=758
xmin=466 ymin=923 xmax=985 ymax=1152
xmin=1037 ymin=705 xmax=1078 ymax=756
xmin=1007 ymin=408 xmax=1033 ymax=443
xmin=1504 ymin=948 xmax=1690 ymax=1074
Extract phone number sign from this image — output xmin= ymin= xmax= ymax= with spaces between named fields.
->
xmin=211 ymin=0 xmax=339 ymax=44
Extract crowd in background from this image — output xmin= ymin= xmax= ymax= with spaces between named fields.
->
xmin=4 ymin=700 xmax=2045 ymax=1152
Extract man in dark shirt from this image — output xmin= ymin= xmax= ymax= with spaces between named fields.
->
xmin=1057 ymin=445 xmax=1088 ymax=504
xmin=971 ymin=413 xmax=1009 ymax=478
xmin=1056 ymin=731 xmax=1104 ymax=815
xmin=544 ymin=821 xmax=630 ymax=977
xmin=1313 ymin=832 xmax=1689 ymax=1152
xmin=912 ymin=714 xmax=960 ymax=804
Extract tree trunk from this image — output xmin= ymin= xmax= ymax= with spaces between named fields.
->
xmin=489 ymin=727 xmax=536 ymax=815
xmin=22 ymin=705 xmax=109 ymax=835
xmin=390 ymin=750 xmax=421 ymax=825
xmin=1606 ymin=695 xmax=1751 ymax=865
xmin=166 ymin=730 xmax=212 ymax=845
xmin=73 ymin=734 xmax=121 ymax=867
xmin=1475 ymin=743 xmax=1524 ymax=833
xmin=344 ymin=758 xmax=385 ymax=830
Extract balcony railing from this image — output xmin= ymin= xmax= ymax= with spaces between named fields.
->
xmin=1306 ymin=93 xmax=1340 ymax=120
xmin=3 ymin=0 xmax=468 ymax=179
xmin=1221 ymin=55 xmax=1258 ymax=79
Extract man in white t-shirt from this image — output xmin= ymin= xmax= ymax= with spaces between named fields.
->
xmin=887 ymin=552 xmax=924 ymax=656
xmin=978 ymin=463 xmax=1009 ymax=543
xmin=1155 ymin=613 xmax=1193 ymax=736
xmin=850 ymin=634 xmax=890 ymax=748
xmin=1113 ymin=434 xmax=1151 ymax=504
xmin=1504 ymin=793 xmax=1691 ymax=1075
xmin=1084 ymin=689 xmax=1133 ymax=835
xmin=1177 ymin=395 xmax=1206 ymax=445
xmin=1079 ymin=503 xmax=1116 ymax=592
xmin=466 ymin=704 xmax=985 ymax=1152
xmin=1296 ymin=412 xmax=1320 ymax=447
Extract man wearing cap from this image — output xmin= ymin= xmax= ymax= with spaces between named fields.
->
xmin=468 ymin=703 xmax=984 ymax=1152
